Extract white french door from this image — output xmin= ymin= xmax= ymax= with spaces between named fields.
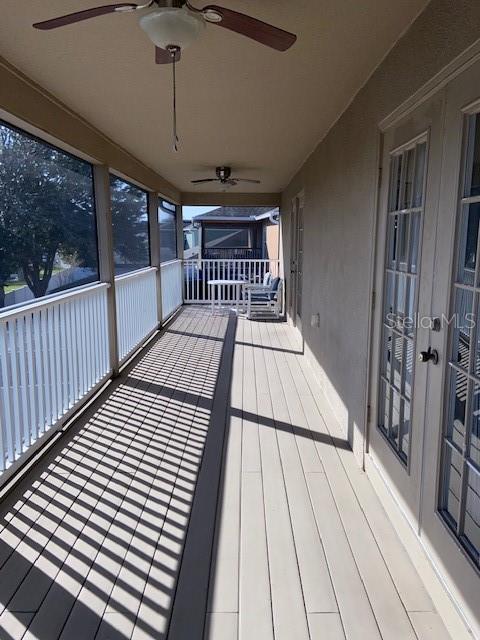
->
xmin=370 ymin=94 xmax=445 ymax=523
xmin=420 ymin=66 xmax=480 ymax=608
xmin=371 ymin=64 xmax=480 ymax=628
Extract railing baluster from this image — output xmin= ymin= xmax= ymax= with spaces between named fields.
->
xmin=18 ymin=315 xmax=30 ymax=451
xmin=8 ymin=319 xmax=22 ymax=455
xmin=0 ymin=283 xmax=111 ymax=476
xmin=102 ymin=291 xmax=109 ymax=374
xmin=66 ymin=301 xmax=74 ymax=408
xmin=92 ymin=291 xmax=100 ymax=383
xmin=45 ymin=306 xmax=54 ymax=422
xmin=114 ymin=267 xmax=161 ymax=362
xmin=59 ymin=301 xmax=68 ymax=416
xmin=25 ymin=312 xmax=37 ymax=443
xmin=36 ymin=311 xmax=47 ymax=435
xmin=53 ymin=304 xmax=62 ymax=419
xmin=0 ymin=322 xmax=14 ymax=465
xmin=160 ymin=260 xmax=182 ymax=322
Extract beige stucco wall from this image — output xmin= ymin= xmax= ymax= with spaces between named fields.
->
xmin=281 ymin=0 xmax=480 ymax=465
xmin=265 ymin=223 xmax=279 ymax=261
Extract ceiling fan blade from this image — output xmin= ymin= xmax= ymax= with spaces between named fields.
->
xmin=33 ymin=3 xmax=138 ymax=30
xmin=233 ymin=178 xmax=261 ymax=184
xmin=202 ymin=5 xmax=296 ymax=51
xmin=155 ymin=47 xmax=181 ymax=64
xmin=191 ymin=178 xmax=220 ymax=184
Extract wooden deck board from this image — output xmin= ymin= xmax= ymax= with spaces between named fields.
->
xmin=0 ymin=307 xmax=453 ymax=640
xmin=262 ymin=321 xmax=337 ymax=615
xmin=206 ymin=311 xmax=243 ymax=616
xmin=308 ymin=613 xmax=346 ymax=640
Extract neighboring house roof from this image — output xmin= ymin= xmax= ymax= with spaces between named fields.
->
xmin=192 ymin=206 xmax=279 ymax=223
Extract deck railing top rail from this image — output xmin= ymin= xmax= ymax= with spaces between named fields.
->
xmin=0 ymin=281 xmax=109 ymax=322
xmin=114 ymin=266 xmax=157 ymax=283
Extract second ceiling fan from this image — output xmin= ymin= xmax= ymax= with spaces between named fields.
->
xmin=191 ymin=166 xmax=261 ymax=187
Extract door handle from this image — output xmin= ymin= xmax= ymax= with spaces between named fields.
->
xmin=418 ymin=347 xmax=439 ymax=365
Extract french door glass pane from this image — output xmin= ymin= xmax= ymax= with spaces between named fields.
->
xmin=389 ymin=155 xmax=402 ymax=212
xmin=451 ymin=288 xmax=473 ymax=370
xmin=464 ymin=467 xmax=480 ymax=560
xmin=387 ymin=215 xmax=398 ymax=267
xmin=445 ymin=368 xmax=467 ymax=448
xmin=470 ymin=385 xmax=480 ymax=467
xmin=402 ymin=149 xmax=415 ymax=209
xmin=396 ymin=273 xmax=407 ymax=324
xmin=474 ymin=296 xmax=480 ymax=377
xmin=404 ymin=338 xmax=414 ymax=399
xmin=440 ymin=113 xmax=480 ymax=564
xmin=378 ymin=138 xmax=427 ymax=464
xmin=413 ymin=142 xmax=427 ymax=207
xmin=384 ymin=272 xmax=395 ymax=322
xmin=382 ymin=330 xmax=393 ymax=380
xmin=404 ymin=277 xmax=416 ymax=337
xmin=391 ymin=334 xmax=403 ymax=391
xmin=397 ymin=214 xmax=410 ymax=271
xmin=441 ymin=443 xmax=462 ymax=528
xmin=466 ymin=115 xmax=480 ymax=197
xmin=380 ymin=380 xmax=391 ymax=434
xmin=391 ymin=390 xmax=401 ymax=447
xmin=457 ymin=203 xmax=480 ymax=285
xmin=409 ymin=211 xmax=422 ymax=273
xmin=400 ymin=399 xmax=410 ymax=458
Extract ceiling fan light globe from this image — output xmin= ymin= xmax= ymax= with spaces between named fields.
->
xmin=139 ymin=7 xmax=204 ymax=50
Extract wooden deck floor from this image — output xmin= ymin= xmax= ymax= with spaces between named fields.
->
xmin=0 ymin=306 xmax=451 ymax=640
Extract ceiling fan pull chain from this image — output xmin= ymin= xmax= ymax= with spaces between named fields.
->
xmin=171 ymin=47 xmax=179 ymax=152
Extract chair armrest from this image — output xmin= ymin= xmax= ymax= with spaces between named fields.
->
xmin=244 ymin=284 xmax=270 ymax=292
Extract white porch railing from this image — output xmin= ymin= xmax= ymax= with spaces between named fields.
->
xmin=0 ymin=283 xmax=110 ymax=473
xmin=115 ymin=267 xmax=159 ymax=363
xmin=183 ymin=259 xmax=280 ymax=304
xmin=161 ymin=259 xmax=183 ymax=321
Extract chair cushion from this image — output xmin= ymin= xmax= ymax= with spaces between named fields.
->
xmin=270 ymin=277 xmax=281 ymax=292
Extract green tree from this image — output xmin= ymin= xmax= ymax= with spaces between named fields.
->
xmin=0 ymin=225 xmax=17 ymax=309
xmin=0 ymin=125 xmax=97 ymax=307
xmin=110 ymin=176 xmax=149 ymax=273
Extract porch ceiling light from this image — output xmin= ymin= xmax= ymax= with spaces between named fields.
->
xmin=138 ymin=7 xmax=205 ymax=51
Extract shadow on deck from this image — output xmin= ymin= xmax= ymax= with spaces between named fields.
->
xmin=0 ymin=306 xmax=450 ymax=640
xmin=0 ymin=307 xmax=237 ymax=640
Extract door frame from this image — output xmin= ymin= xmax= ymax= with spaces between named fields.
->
xmin=367 ymin=91 xmax=446 ymax=526
xmin=289 ymin=190 xmax=305 ymax=334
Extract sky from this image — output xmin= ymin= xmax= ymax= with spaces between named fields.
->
xmin=182 ymin=205 xmax=217 ymax=222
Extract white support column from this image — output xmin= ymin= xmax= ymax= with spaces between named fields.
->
xmin=94 ymin=165 xmax=119 ymax=376
xmin=176 ymin=203 xmax=184 ymax=261
xmin=148 ymin=193 xmax=163 ymax=326
xmin=176 ymin=203 xmax=184 ymax=303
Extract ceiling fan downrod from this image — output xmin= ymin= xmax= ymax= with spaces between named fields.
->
xmin=168 ymin=45 xmax=181 ymax=152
